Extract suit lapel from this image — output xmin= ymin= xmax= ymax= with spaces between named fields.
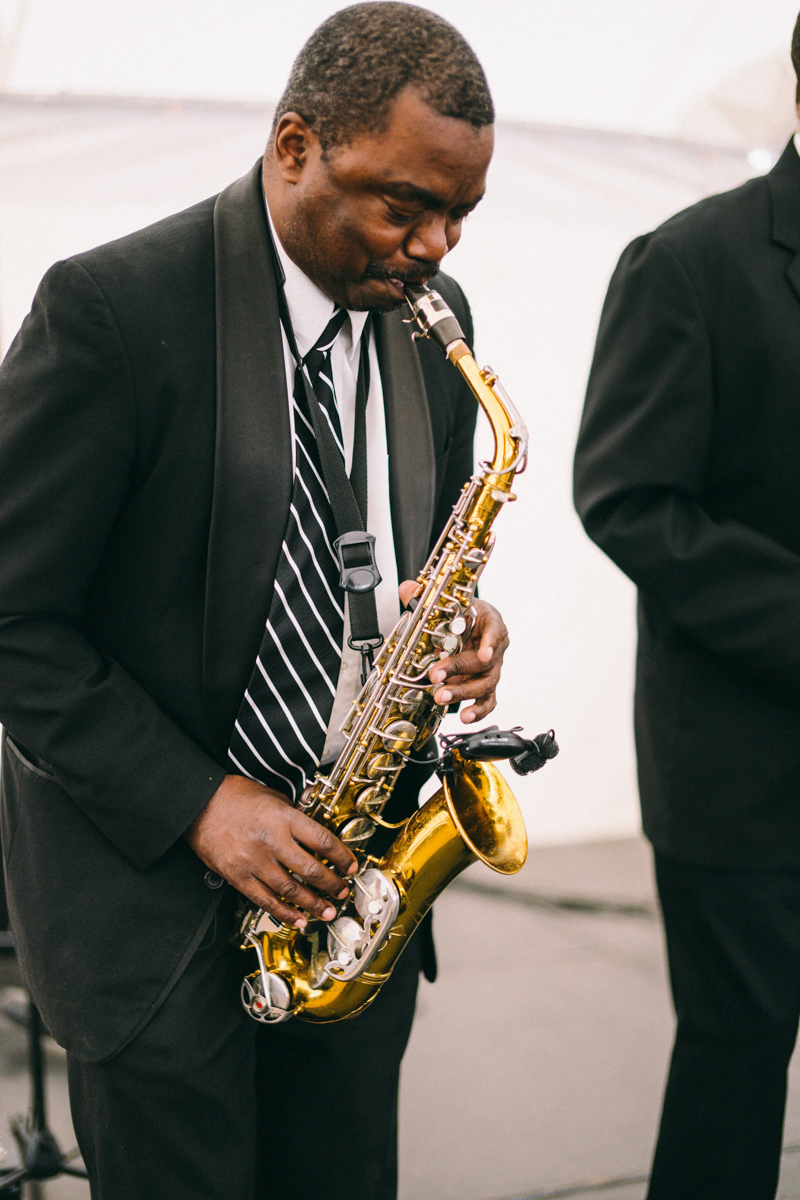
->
xmin=769 ymin=139 xmax=800 ymax=306
xmin=204 ymin=160 xmax=291 ymax=756
xmin=375 ymin=309 xmax=436 ymax=581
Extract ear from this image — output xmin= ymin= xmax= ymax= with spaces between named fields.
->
xmin=270 ymin=112 xmax=318 ymax=183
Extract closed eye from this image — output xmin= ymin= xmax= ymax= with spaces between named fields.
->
xmin=385 ymin=203 xmax=423 ymax=224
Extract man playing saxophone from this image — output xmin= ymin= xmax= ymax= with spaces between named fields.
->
xmin=0 ymin=5 xmax=509 ymax=1197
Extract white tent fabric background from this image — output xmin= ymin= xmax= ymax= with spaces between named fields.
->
xmin=0 ymin=96 xmax=760 ymax=844
xmin=3 ymin=0 xmax=800 ymax=139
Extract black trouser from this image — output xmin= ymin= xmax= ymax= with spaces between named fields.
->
xmin=647 ymin=851 xmax=800 ymax=1200
xmin=67 ymin=893 xmax=421 ymax=1200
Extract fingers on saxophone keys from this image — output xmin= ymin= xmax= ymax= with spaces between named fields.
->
xmin=245 ymin=881 xmax=311 ymax=930
xmin=251 ymin=871 xmax=338 ymax=928
xmin=285 ymin=847 xmax=351 ymax=902
xmin=278 ymin=871 xmax=339 ymax=922
xmin=460 ymin=693 xmax=498 ymax=724
xmin=437 ymin=667 xmax=501 ymax=715
xmin=429 ymin=649 xmax=491 ymax=693
xmin=431 ymin=665 xmax=491 ymax=707
xmin=429 ymin=658 xmax=458 ymax=705
xmin=293 ymin=812 xmax=358 ymax=878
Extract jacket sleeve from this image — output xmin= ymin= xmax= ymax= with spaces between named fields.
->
xmin=574 ymin=232 xmax=800 ymax=707
xmin=0 ymin=259 xmax=226 ymax=871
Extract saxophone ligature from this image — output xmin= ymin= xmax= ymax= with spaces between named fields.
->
xmin=236 ymin=282 xmax=558 ymax=1023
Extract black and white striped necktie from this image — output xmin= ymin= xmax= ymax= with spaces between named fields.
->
xmin=228 ymin=307 xmax=349 ymax=801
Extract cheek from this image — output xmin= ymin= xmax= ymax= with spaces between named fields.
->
xmin=372 ymin=230 xmax=411 ymax=259
xmin=338 ymin=216 xmax=407 ymax=266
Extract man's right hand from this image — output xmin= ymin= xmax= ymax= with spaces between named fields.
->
xmin=184 ymin=774 xmax=358 ymax=928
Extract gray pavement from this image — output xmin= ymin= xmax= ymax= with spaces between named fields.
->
xmin=2 ymin=837 xmax=800 ymax=1198
xmin=399 ymin=839 xmax=800 ymax=1200
xmin=398 ymin=837 xmax=671 ymax=1200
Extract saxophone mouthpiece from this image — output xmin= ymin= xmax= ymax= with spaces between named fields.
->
xmin=404 ymin=283 xmax=465 ymax=354
xmin=404 ymin=282 xmax=427 ymax=304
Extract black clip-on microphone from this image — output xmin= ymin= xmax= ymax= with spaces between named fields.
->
xmin=436 ymin=725 xmax=559 ymax=777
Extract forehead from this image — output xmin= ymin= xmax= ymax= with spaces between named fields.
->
xmin=325 ymin=88 xmax=494 ymax=205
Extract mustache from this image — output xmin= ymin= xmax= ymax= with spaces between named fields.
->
xmin=360 ymin=262 xmax=440 ymax=285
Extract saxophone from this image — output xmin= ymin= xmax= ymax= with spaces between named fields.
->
xmin=236 ymin=282 xmax=557 ymax=1023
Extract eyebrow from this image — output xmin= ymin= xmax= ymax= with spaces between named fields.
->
xmin=380 ymin=180 xmax=485 ymax=211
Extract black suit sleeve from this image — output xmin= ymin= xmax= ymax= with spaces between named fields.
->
xmin=0 ymin=259 xmax=225 ymax=871
xmin=574 ymin=233 xmax=800 ymax=707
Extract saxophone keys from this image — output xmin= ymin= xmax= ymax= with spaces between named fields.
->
xmin=395 ymin=688 xmax=424 ymax=715
xmin=297 ymin=784 xmax=316 ymax=811
xmin=322 ymin=870 xmax=402 ymax=982
xmin=241 ymin=968 xmax=292 ymax=1024
xmin=431 ymin=622 xmax=463 ymax=655
xmin=366 ymin=753 xmax=397 ymax=779
xmin=338 ymin=817 xmax=375 ymax=846
xmin=380 ymin=720 xmax=417 ymax=752
xmin=354 ymin=785 xmax=386 ymax=814
xmin=326 ymin=915 xmax=371 ymax=967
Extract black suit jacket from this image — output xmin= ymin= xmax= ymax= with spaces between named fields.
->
xmin=0 ymin=162 xmax=477 ymax=1062
xmin=574 ymin=139 xmax=800 ymax=873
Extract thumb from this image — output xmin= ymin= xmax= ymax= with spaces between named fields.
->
xmin=398 ymin=579 xmax=421 ymax=609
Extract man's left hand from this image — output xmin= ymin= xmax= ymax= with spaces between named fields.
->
xmin=398 ymin=582 xmax=509 ymax=724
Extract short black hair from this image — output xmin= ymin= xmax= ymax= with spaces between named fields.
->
xmin=271 ymin=2 xmax=493 ymax=153
xmin=793 ymin=10 xmax=800 ymax=102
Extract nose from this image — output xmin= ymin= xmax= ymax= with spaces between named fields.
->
xmin=404 ymin=215 xmax=450 ymax=264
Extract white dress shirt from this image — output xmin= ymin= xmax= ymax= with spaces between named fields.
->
xmin=266 ymin=202 xmax=401 ymax=762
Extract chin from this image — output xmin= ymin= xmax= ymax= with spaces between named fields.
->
xmin=347 ymin=296 xmax=406 ymax=313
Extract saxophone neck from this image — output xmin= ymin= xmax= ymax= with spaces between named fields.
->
xmin=453 ymin=350 xmax=528 ymax=480
xmin=404 ymin=283 xmax=528 ymax=479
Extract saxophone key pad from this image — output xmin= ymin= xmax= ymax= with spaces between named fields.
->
xmin=338 ymin=817 xmax=375 ymax=846
xmin=380 ymin=720 xmax=417 ymax=752
xmin=355 ymin=785 xmax=387 ymax=814
xmin=431 ymin=621 xmax=463 ymax=655
xmin=366 ymin=753 xmax=397 ymax=779
xmin=395 ymin=688 xmax=424 ymax=715
xmin=241 ymin=935 xmax=293 ymax=1024
xmin=323 ymin=869 xmax=401 ymax=982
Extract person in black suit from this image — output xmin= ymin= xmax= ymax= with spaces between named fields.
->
xmin=574 ymin=15 xmax=800 ymax=1200
xmin=0 ymin=6 xmax=508 ymax=1198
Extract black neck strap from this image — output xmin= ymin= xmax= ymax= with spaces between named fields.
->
xmin=266 ymin=224 xmax=384 ymax=682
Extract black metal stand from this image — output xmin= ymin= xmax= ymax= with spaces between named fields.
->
xmin=0 ymin=965 xmax=88 ymax=1195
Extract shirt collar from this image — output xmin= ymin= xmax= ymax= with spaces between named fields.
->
xmin=265 ymin=197 xmax=369 ymax=361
